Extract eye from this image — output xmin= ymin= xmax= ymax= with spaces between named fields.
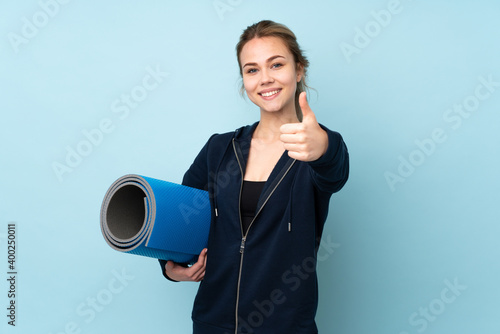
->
xmin=272 ymin=63 xmax=283 ymax=69
xmin=246 ymin=68 xmax=257 ymax=74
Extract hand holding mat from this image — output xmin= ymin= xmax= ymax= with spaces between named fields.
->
xmin=100 ymin=174 xmax=211 ymax=264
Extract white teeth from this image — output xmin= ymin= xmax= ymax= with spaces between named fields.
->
xmin=262 ymin=90 xmax=280 ymax=97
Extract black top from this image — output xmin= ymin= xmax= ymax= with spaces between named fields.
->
xmin=240 ymin=180 xmax=266 ymax=235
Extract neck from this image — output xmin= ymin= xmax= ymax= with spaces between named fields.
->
xmin=254 ymin=107 xmax=300 ymax=142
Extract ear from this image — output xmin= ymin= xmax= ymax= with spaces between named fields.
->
xmin=296 ymin=63 xmax=304 ymax=83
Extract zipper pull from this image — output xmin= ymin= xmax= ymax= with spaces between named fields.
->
xmin=240 ymin=237 xmax=246 ymax=254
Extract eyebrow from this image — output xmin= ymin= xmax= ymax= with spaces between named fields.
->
xmin=243 ymin=55 xmax=285 ymax=68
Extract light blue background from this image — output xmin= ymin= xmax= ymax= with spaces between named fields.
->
xmin=1 ymin=1 xmax=499 ymax=333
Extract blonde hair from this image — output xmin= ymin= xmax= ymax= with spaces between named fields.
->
xmin=236 ymin=20 xmax=310 ymax=121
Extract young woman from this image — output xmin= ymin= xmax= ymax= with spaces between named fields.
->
xmin=159 ymin=20 xmax=349 ymax=334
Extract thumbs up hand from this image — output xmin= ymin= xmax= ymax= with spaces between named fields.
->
xmin=280 ymin=92 xmax=328 ymax=162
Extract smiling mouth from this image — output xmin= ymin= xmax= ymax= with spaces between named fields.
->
xmin=259 ymin=89 xmax=282 ymax=98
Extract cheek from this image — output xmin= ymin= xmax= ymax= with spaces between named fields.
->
xmin=243 ymin=76 xmax=258 ymax=94
xmin=277 ymin=70 xmax=297 ymax=87
xmin=281 ymin=73 xmax=298 ymax=94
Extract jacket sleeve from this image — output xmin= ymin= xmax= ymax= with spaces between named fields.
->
xmin=307 ymin=124 xmax=349 ymax=194
xmin=158 ymin=134 xmax=216 ymax=282
xmin=181 ymin=133 xmax=218 ymax=191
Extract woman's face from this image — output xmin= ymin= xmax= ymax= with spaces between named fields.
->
xmin=240 ymin=37 xmax=302 ymax=116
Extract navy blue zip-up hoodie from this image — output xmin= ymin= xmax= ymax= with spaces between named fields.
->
xmin=159 ymin=121 xmax=349 ymax=334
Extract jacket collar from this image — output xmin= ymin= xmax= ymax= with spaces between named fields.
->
xmin=233 ymin=121 xmax=259 ymax=144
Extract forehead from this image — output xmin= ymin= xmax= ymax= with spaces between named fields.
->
xmin=240 ymin=36 xmax=292 ymax=64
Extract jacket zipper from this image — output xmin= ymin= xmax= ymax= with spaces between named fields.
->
xmin=233 ymin=138 xmax=245 ymax=334
xmin=232 ymin=138 xmax=296 ymax=333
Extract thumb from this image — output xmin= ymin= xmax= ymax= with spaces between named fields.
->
xmin=299 ymin=91 xmax=315 ymax=121
xmin=166 ymin=260 xmax=174 ymax=271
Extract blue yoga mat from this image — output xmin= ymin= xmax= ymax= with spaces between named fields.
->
xmin=100 ymin=174 xmax=211 ymax=263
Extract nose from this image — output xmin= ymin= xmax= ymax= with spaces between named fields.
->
xmin=260 ymin=68 xmax=274 ymax=85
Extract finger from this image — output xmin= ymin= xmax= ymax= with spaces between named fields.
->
xmin=198 ymin=248 xmax=208 ymax=262
xmin=187 ymin=249 xmax=205 ymax=267
xmin=194 ymin=271 xmax=205 ymax=282
xmin=190 ymin=263 xmax=206 ymax=280
xmin=189 ymin=249 xmax=208 ymax=278
xmin=165 ymin=260 xmax=174 ymax=274
xmin=283 ymin=143 xmax=303 ymax=152
xmin=287 ymin=150 xmax=306 ymax=161
xmin=280 ymin=122 xmax=303 ymax=134
xmin=196 ymin=254 xmax=208 ymax=282
xmin=190 ymin=249 xmax=207 ymax=271
xmin=280 ymin=133 xmax=301 ymax=144
xmin=299 ymin=91 xmax=315 ymax=121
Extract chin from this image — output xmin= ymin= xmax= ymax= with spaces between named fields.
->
xmin=259 ymin=104 xmax=284 ymax=113
xmin=261 ymin=100 xmax=295 ymax=114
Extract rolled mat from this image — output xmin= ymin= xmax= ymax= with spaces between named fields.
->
xmin=100 ymin=174 xmax=211 ymax=264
